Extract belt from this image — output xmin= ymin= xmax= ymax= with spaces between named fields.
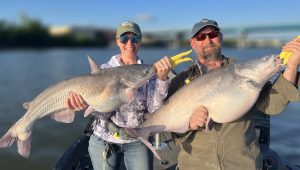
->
xmin=103 ymin=120 xmax=133 ymax=140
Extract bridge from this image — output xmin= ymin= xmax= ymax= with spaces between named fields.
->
xmin=225 ymin=23 xmax=300 ymax=48
xmin=144 ymin=23 xmax=300 ymax=48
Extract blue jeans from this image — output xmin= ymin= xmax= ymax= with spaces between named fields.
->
xmin=88 ymin=134 xmax=153 ymax=170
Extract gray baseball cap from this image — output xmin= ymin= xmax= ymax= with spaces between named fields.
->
xmin=116 ymin=21 xmax=142 ymax=38
xmin=191 ymin=18 xmax=220 ymax=38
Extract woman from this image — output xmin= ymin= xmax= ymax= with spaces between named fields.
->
xmin=66 ymin=21 xmax=171 ymax=170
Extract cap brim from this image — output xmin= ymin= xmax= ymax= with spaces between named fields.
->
xmin=191 ymin=25 xmax=220 ymax=38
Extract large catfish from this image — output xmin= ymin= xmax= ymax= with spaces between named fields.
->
xmin=127 ymin=55 xmax=281 ymax=160
xmin=0 ymin=56 xmax=154 ymax=158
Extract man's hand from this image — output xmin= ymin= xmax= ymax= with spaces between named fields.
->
xmin=66 ymin=92 xmax=88 ymax=111
xmin=189 ymin=106 xmax=208 ymax=130
xmin=284 ymin=38 xmax=300 ymax=69
xmin=282 ymin=38 xmax=300 ymax=85
xmin=153 ymin=56 xmax=172 ymax=81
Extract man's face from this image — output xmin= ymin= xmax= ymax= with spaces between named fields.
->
xmin=190 ymin=26 xmax=222 ymax=62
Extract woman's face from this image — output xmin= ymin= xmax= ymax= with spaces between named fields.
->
xmin=116 ymin=32 xmax=141 ymax=59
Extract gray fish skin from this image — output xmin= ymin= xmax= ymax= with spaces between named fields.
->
xmin=0 ymin=57 xmax=154 ymax=158
xmin=127 ymin=55 xmax=280 ymax=160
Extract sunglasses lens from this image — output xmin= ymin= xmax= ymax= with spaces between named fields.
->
xmin=195 ymin=31 xmax=219 ymax=41
xmin=131 ymin=36 xmax=140 ymax=43
xmin=120 ymin=35 xmax=140 ymax=44
xmin=195 ymin=34 xmax=206 ymax=41
xmin=208 ymin=31 xmax=219 ymax=39
xmin=120 ymin=35 xmax=129 ymax=44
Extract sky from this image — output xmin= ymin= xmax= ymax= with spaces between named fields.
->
xmin=1 ymin=0 xmax=300 ymax=32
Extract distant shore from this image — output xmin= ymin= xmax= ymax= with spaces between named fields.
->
xmin=1 ymin=16 xmax=287 ymax=49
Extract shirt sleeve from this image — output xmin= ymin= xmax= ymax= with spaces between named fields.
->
xmin=255 ymin=73 xmax=300 ymax=114
xmin=146 ymin=76 xmax=170 ymax=113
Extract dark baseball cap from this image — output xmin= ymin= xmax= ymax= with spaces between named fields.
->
xmin=191 ymin=18 xmax=220 ymax=38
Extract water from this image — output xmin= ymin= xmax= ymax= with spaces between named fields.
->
xmin=0 ymin=47 xmax=299 ymax=170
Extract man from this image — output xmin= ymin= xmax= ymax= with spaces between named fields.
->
xmin=168 ymin=18 xmax=300 ymax=170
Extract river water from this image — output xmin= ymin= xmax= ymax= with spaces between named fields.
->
xmin=0 ymin=47 xmax=299 ymax=170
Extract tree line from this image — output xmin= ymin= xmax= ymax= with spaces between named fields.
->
xmin=0 ymin=16 xmax=109 ymax=49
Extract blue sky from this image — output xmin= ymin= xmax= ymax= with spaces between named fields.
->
xmin=1 ymin=0 xmax=300 ymax=32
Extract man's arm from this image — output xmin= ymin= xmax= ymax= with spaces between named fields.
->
xmin=255 ymin=74 xmax=300 ymax=114
xmin=256 ymin=39 xmax=300 ymax=114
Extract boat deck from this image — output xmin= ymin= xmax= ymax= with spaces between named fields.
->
xmin=153 ymin=133 xmax=179 ymax=170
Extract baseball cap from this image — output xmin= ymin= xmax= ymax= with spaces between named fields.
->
xmin=116 ymin=21 xmax=142 ymax=38
xmin=191 ymin=18 xmax=220 ymax=38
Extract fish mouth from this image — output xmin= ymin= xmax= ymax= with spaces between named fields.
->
xmin=263 ymin=55 xmax=281 ymax=69
xmin=238 ymin=55 xmax=282 ymax=87
xmin=271 ymin=55 xmax=281 ymax=71
xmin=136 ymin=68 xmax=154 ymax=87
xmin=148 ymin=67 xmax=155 ymax=77
xmin=275 ymin=55 xmax=286 ymax=68
xmin=123 ymin=65 xmax=154 ymax=88
xmin=260 ymin=55 xmax=281 ymax=75
xmin=256 ymin=55 xmax=281 ymax=84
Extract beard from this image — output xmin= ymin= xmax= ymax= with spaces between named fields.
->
xmin=201 ymin=43 xmax=221 ymax=61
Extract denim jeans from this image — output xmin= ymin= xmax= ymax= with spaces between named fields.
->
xmin=88 ymin=134 xmax=153 ymax=170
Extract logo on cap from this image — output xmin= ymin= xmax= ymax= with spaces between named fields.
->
xmin=202 ymin=19 xmax=209 ymax=23
xmin=121 ymin=21 xmax=135 ymax=27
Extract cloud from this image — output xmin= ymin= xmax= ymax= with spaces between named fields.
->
xmin=134 ymin=14 xmax=157 ymax=22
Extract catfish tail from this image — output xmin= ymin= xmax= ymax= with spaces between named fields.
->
xmin=0 ymin=125 xmax=32 ymax=158
xmin=0 ymin=130 xmax=16 ymax=147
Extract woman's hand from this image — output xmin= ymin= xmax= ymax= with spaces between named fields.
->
xmin=65 ymin=92 xmax=88 ymax=111
xmin=153 ymin=56 xmax=172 ymax=81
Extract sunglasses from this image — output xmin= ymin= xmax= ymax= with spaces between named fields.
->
xmin=194 ymin=31 xmax=219 ymax=41
xmin=119 ymin=35 xmax=141 ymax=44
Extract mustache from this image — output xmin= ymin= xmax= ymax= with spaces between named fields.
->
xmin=202 ymin=42 xmax=218 ymax=49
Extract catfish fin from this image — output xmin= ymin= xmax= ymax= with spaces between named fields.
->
xmin=138 ymin=136 xmax=161 ymax=160
xmin=125 ymin=128 xmax=162 ymax=160
xmin=84 ymin=106 xmax=95 ymax=117
xmin=50 ymin=109 xmax=75 ymax=123
xmin=87 ymin=55 xmax=101 ymax=74
xmin=17 ymin=137 xmax=31 ymax=158
xmin=22 ymin=102 xmax=31 ymax=110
